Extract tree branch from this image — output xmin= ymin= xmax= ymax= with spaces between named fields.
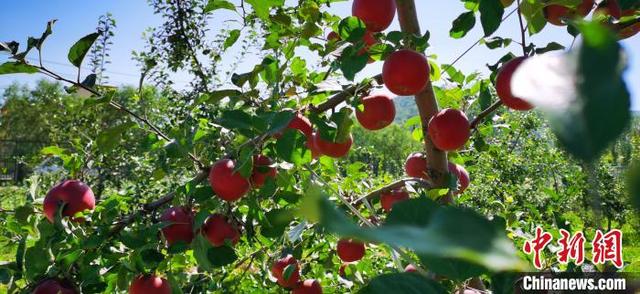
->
xmin=308 ymin=74 xmax=383 ymax=113
xmin=516 ymin=0 xmax=527 ymax=56
xmin=470 ymin=101 xmax=503 ymax=129
xmin=108 ymin=169 xmax=209 ymax=237
xmin=395 ymin=0 xmax=450 ymax=202
xmin=36 ymin=65 xmax=205 ymax=168
xmin=351 ymin=177 xmax=432 ymax=205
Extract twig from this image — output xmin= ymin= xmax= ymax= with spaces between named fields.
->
xmin=351 ymin=177 xmax=432 ymax=205
xmin=469 ymin=101 xmax=503 ymax=129
xmin=108 ymin=169 xmax=209 ymax=237
xmin=516 ymin=0 xmax=527 ymax=56
xmin=35 ymin=65 xmax=205 ymax=168
xmin=308 ymin=74 xmax=383 ymax=113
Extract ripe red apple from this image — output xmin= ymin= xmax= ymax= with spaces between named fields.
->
xmin=287 ymin=113 xmax=313 ymax=137
xmin=448 ymin=162 xmax=470 ymax=194
xmin=160 ymin=206 xmax=194 ymax=246
xmin=293 ymin=279 xmax=323 ymax=294
xmin=312 ymin=133 xmax=353 ymax=158
xmin=619 ymin=10 xmax=640 ymax=39
xmin=271 ymin=254 xmax=300 ymax=288
xmin=209 ymin=159 xmax=250 ymax=202
xmin=595 ymin=0 xmax=622 ymax=19
xmin=496 ymin=56 xmax=534 ymax=111
xmin=544 ymin=5 xmax=572 ymax=25
xmin=129 ymin=274 xmax=171 ymax=294
xmin=250 ymin=155 xmax=277 ymax=188
xmin=577 ymin=0 xmax=595 ymax=16
xmin=33 ymin=279 xmax=77 ymax=294
xmin=382 ymin=49 xmax=430 ymax=96
xmin=43 ymin=180 xmax=95 ymax=223
xmin=307 ymin=133 xmax=322 ymax=159
xmin=202 ymin=213 xmax=240 ymax=247
xmin=404 ymin=152 xmax=429 ymax=179
xmin=404 ymin=264 xmax=418 ymax=272
xmin=337 ymin=239 xmax=365 ymax=262
xmin=427 ymin=109 xmax=470 ymax=151
xmin=355 ymin=94 xmax=396 ymax=130
xmin=327 ymin=31 xmax=340 ymax=42
xmin=380 ymin=189 xmax=409 ymax=212
xmin=357 ymin=30 xmax=377 ymax=63
xmin=352 ymin=0 xmax=396 ymax=32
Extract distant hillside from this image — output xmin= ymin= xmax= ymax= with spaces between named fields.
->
xmin=393 ymin=96 xmax=418 ymax=124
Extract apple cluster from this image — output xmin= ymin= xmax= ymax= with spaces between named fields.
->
xmin=543 ymin=0 xmax=639 ymax=39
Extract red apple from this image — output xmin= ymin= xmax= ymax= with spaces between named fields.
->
xmin=595 ymin=0 xmax=622 ymax=19
xmin=271 ymin=254 xmax=300 ymax=288
xmin=380 ymin=189 xmax=409 ymax=212
xmin=129 ymin=274 xmax=171 ymax=294
xmin=307 ymin=133 xmax=322 ymax=159
xmin=33 ymin=279 xmax=77 ymax=294
xmin=293 ymin=279 xmax=323 ymax=294
xmin=577 ymin=0 xmax=595 ymax=16
xmin=352 ymin=0 xmax=396 ymax=32
xmin=427 ymin=109 xmax=470 ymax=151
xmin=250 ymin=155 xmax=277 ymax=188
xmin=448 ymin=162 xmax=470 ymax=194
xmin=202 ymin=213 xmax=240 ymax=247
xmin=544 ymin=5 xmax=572 ymax=25
xmin=287 ymin=113 xmax=313 ymax=137
xmin=160 ymin=206 xmax=194 ymax=246
xmin=209 ymin=159 xmax=250 ymax=202
xmin=43 ymin=180 xmax=95 ymax=223
xmin=312 ymin=133 xmax=353 ymax=158
xmin=382 ymin=49 xmax=430 ymax=96
xmin=496 ymin=57 xmax=534 ymax=111
xmin=355 ymin=94 xmax=396 ymax=130
xmin=338 ymin=263 xmax=348 ymax=277
xmin=404 ymin=264 xmax=418 ymax=272
xmin=404 ymin=152 xmax=429 ymax=179
xmin=357 ymin=30 xmax=377 ymax=63
xmin=337 ymin=239 xmax=365 ymax=262
xmin=327 ymin=31 xmax=340 ymax=42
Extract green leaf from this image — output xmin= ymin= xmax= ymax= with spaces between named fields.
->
xmin=37 ymin=19 xmax=57 ymax=50
xmin=450 ymin=11 xmax=476 ymax=39
xmin=0 ymin=62 xmax=38 ymax=75
xmin=548 ymin=23 xmax=630 ymax=162
xmin=208 ymin=246 xmax=238 ymax=267
xmin=97 ymin=121 xmax=136 ymax=153
xmin=535 ymin=42 xmax=565 ymax=54
xmin=68 ymin=32 xmax=101 ymax=67
xmin=192 ymin=234 xmax=215 ymax=271
xmin=338 ymin=16 xmax=367 ymax=42
xmin=262 ymin=209 xmax=295 ymax=238
xmin=275 ymin=129 xmax=312 ymax=165
xmin=308 ymin=188 xmax=527 ymax=273
xmin=245 ymin=0 xmax=284 ymax=20
xmin=338 ymin=46 xmax=368 ymax=81
xmin=204 ymin=0 xmax=236 ymax=12
xmin=479 ymin=0 xmax=504 ymax=36
xmin=218 ymin=110 xmax=255 ymax=132
xmin=359 ymin=273 xmax=446 ymax=294
xmin=519 ymin=0 xmax=546 ymax=35
xmin=224 ymin=29 xmax=241 ymax=50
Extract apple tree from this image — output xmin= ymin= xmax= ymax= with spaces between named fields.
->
xmin=0 ymin=0 xmax=638 ymax=293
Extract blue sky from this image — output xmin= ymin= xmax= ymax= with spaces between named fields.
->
xmin=1 ymin=0 xmax=638 ymax=109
